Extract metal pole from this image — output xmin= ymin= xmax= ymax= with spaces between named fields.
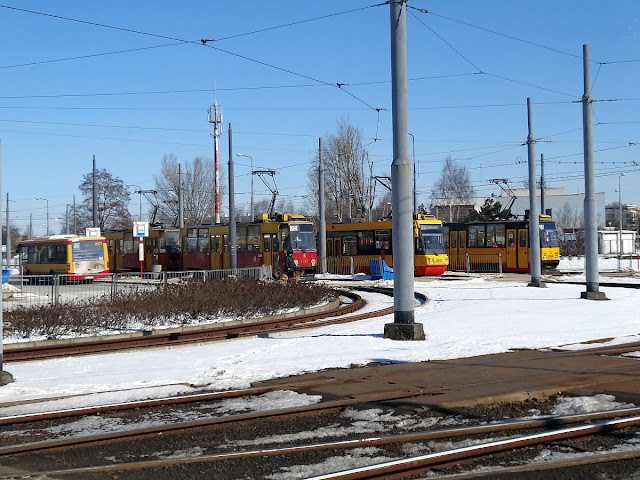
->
xmin=228 ymin=123 xmax=237 ymax=270
xmin=0 ymin=138 xmax=14 ymax=384
xmin=526 ymin=98 xmax=543 ymax=287
xmin=65 ymin=204 xmax=69 ymax=234
xmin=318 ymin=138 xmax=327 ymax=274
xmin=581 ymin=44 xmax=606 ymax=300
xmin=385 ymin=0 xmax=423 ymax=340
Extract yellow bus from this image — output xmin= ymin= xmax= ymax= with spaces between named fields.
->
xmin=17 ymin=235 xmax=109 ymax=281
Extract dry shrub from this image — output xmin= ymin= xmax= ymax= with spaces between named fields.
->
xmin=5 ymin=278 xmax=336 ymax=341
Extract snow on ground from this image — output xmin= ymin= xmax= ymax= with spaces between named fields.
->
xmin=0 ymin=277 xmax=639 ymax=415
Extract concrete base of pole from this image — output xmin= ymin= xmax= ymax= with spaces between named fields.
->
xmin=581 ymin=291 xmax=609 ymax=301
xmin=528 ymin=281 xmax=547 ymax=288
xmin=384 ymin=322 xmax=425 ymax=341
xmin=0 ymin=370 xmax=14 ymax=386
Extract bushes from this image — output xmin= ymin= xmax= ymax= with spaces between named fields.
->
xmin=5 ymin=278 xmax=336 ymax=341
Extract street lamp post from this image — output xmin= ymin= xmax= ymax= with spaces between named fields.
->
xmin=618 ymin=173 xmax=625 ymax=260
xmin=236 ymin=153 xmax=254 ymax=220
xmin=35 ymin=197 xmax=49 ymax=236
xmin=126 ymin=184 xmax=143 ymax=221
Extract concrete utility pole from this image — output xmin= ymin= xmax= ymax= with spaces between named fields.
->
xmin=581 ymin=44 xmax=607 ymax=300
xmin=526 ymin=99 xmax=544 ymax=288
xmin=92 ymin=155 xmax=98 ymax=228
xmin=65 ymin=204 xmax=70 ymax=234
xmin=318 ymin=138 xmax=327 ymax=274
xmin=73 ymin=196 xmax=77 ymax=235
xmin=0 ymin=138 xmax=15 ymax=386
xmin=228 ymin=123 xmax=237 ymax=270
xmin=385 ymin=0 xmax=423 ymax=341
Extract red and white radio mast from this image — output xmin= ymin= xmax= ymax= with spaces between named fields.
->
xmin=208 ymin=101 xmax=223 ymax=224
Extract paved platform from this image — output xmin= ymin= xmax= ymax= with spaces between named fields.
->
xmin=258 ymin=345 xmax=640 ymax=410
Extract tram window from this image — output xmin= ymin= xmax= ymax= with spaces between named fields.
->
xmin=198 ymin=228 xmax=209 ymax=252
xmin=247 ymin=225 xmax=260 ymax=252
xmin=236 ymin=225 xmax=248 ymax=253
xmin=468 ymin=225 xmax=486 ymax=247
xmin=358 ymin=230 xmax=376 ymax=254
xmin=519 ymin=231 xmax=527 ymax=248
xmin=443 ymin=227 xmax=449 ymax=248
xmin=211 ymin=235 xmax=220 ymax=254
xmin=343 ymin=236 xmax=357 ymax=256
xmin=451 ymin=232 xmax=457 ymax=249
xmin=374 ymin=229 xmax=391 ymax=253
xmin=486 ymin=225 xmax=505 ymax=248
xmin=508 ymin=232 xmax=515 ymax=248
xmin=262 ymin=234 xmax=271 ymax=253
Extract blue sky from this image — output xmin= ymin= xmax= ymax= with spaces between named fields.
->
xmin=1 ymin=1 xmax=639 ymax=235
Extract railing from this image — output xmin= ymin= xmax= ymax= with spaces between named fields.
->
xmin=1 ymin=266 xmax=270 ymax=312
xmin=326 ymin=256 xmax=372 ymax=276
xmin=446 ymin=253 xmax=503 ymax=274
xmin=558 ymin=255 xmax=640 ymax=273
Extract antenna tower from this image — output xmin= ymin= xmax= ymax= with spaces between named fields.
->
xmin=208 ymin=102 xmax=223 ymax=223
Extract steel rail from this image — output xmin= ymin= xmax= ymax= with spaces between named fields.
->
xmin=4 ymin=290 xmax=393 ymax=362
xmin=305 ymin=415 xmax=640 ymax=479
xmin=5 ymin=408 xmax=640 ymax=478
xmin=427 ymin=448 xmax=640 ymax=479
xmin=0 ymin=389 xmax=427 ymax=456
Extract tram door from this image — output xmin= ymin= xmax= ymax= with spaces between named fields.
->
xmin=506 ymin=229 xmax=517 ymax=269
xmin=518 ymin=229 xmax=529 ymax=269
xmin=211 ymin=234 xmax=223 ymax=270
xmin=457 ymin=231 xmax=466 ymax=271
xmin=262 ymin=233 xmax=276 ymax=271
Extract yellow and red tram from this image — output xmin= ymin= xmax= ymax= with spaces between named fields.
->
xmin=326 ymin=214 xmax=449 ymax=276
xmin=444 ymin=215 xmax=560 ymax=273
xmin=182 ymin=213 xmax=317 ymax=276
xmin=104 ymin=228 xmax=182 ymax=272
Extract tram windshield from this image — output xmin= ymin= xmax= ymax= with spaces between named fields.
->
xmin=284 ymin=223 xmax=316 ymax=252
xmin=540 ymin=223 xmax=559 ymax=247
xmin=416 ymin=224 xmax=446 ymax=254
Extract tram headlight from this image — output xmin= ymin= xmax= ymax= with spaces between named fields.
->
xmin=427 ymin=258 xmax=434 ymax=264
xmin=294 ymin=260 xmax=298 ymax=266
xmin=311 ymin=259 xmax=316 ymax=266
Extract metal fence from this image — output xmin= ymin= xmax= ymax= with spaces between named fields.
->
xmin=558 ymin=255 xmax=640 ymax=273
xmin=1 ymin=266 xmax=270 ymax=312
xmin=447 ymin=253 xmax=503 ymax=274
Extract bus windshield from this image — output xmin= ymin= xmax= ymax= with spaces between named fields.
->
xmin=417 ymin=224 xmax=446 ymax=254
xmin=288 ymin=224 xmax=316 ymax=252
xmin=71 ymin=240 xmax=106 ymax=262
xmin=540 ymin=224 xmax=559 ymax=247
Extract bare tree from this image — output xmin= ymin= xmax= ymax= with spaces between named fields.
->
xmin=76 ymin=168 xmax=132 ymax=232
xmin=555 ymin=202 xmax=585 ymax=256
xmin=307 ymin=119 xmax=374 ymax=223
xmin=431 ymin=156 xmax=474 ymax=222
xmin=153 ymin=154 xmax=223 ymax=226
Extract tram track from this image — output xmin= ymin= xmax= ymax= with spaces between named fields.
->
xmin=2 ymin=404 xmax=639 ymax=479
xmin=3 ymin=288 xmax=395 ymax=362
